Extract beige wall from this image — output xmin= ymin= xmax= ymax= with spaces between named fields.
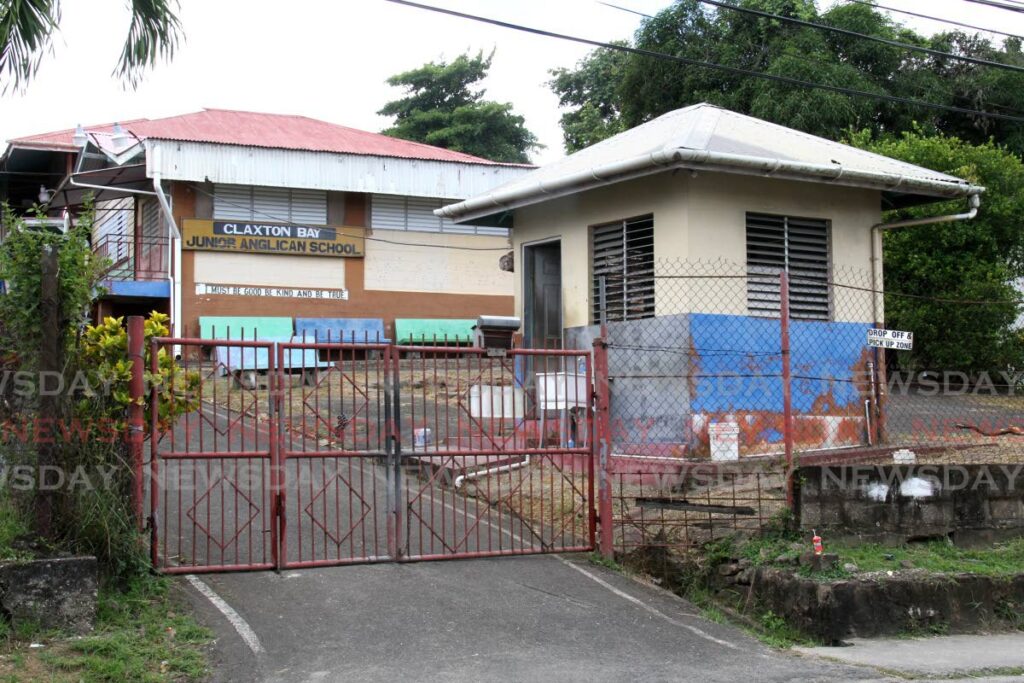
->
xmin=363 ymin=228 xmax=513 ymax=296
xmin=192 ymin=251 xmax=346 ymax=289
xmin=512 ymin=170 xmax=881 ymax=328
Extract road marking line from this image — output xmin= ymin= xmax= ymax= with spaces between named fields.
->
xmin=185 ymin=574 xmax=265 ymax=655
xmin=554 ymin=556 xmax=741 ymax=651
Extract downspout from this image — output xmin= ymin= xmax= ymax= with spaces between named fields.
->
xmin=68 ymin=145 xmax=182 ymax=344
xmin=149 ymin=145 xmax=182 ymax=342
xmin=869 ymin=193 xmax=981 ymax=325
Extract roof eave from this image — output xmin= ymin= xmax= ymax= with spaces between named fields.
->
xmin=141 ymin=136 xmax=531 ymax=168
xmin=437 ymin=146 xmax=984 ymax=223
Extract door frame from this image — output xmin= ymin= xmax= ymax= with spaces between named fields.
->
xmin=521 ymin=237 xmax=563 ymax=349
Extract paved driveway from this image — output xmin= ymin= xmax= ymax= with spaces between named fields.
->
xmin=184 ymin=553 xmax=881 ymax=683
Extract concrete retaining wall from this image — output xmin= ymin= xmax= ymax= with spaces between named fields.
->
xmin=798 ymin=464 xmax=1024 ymax=544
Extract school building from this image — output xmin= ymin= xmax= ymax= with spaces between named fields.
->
xmin=0 ymin=108 xmax=529 ymax=342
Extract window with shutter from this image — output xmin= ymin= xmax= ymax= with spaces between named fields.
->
xmin=213 ymin=184 xmax=327 ymax=224
xmin=746 ymin=212 xmax=830 ymax=320
xmin=591 ymin=215 xmax=655 ymax=323
xmin=369 ymin=194 xmax=509 ymax=235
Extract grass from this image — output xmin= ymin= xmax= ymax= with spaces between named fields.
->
xmin=0 ymin=575 xmax=211 ymax=682
xmin=736 ymin=531 xmax=1024 ymax=579
xmin=587 ymin=552 xmax=622 ymax=571
xmin=0 ymin=492 xmax=30 ymax=562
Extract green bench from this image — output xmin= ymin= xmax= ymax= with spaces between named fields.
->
xmin=395 ymin=318 xmax=475 ymax=345
xmin=199 ymin=316 xmax=293 ymax=340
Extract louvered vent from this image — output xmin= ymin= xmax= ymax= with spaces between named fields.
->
xmin=591 ymin=215 xmax=655 ymax=323
xmin=746 ymin=212 xmax=830 ymax=320
xmin=370 ymin=194 xmax=509 ymax=235
xmin=213 ymin=184 xmax=327 ymax=224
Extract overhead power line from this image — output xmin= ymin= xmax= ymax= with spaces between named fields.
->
xmin=697 ymin=0 xmax=1024 ymax=74
xmin=597 ymin=0 xmax=1024 ymax=116
xmin=387 ymin=0 xmax=1024 ymax=124
xmin=598 ymin=0 xmax=1024 ymax=116
xmin=844 ymin=0 xmax=1024 ymax=41
xmin=964 ymin=0 xmax=1024 ymax=11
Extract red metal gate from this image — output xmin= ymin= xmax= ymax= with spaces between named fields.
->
xmin=146 ymin=338 xmax=594 ymax=572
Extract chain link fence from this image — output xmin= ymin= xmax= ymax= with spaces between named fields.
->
xmin=579 ymin=259 xmax=1024 ymax=556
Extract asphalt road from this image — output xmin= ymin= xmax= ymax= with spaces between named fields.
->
xmin=185 ymin=554 xmax=883 ymax=683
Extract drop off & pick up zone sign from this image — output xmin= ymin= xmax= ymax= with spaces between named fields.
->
xmin=867 ymin=328 xmax=913 ymax=351
xmin=182 ymin=219 xmax=365 ymax=257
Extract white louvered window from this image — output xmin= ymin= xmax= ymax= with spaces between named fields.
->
xmin=591 ymin=215 xmax=655 ymax=323
xmin=370 ymin=194 xmax=508 ymax=236
xmin=746 ymin=212 xmax=830 ymax=321
xmin=213 ymin=184 xmax=328 ymax=224
xmin=93 ymin=198 xmax=134 ymax=266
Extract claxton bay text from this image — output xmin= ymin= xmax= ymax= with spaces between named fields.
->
xmin=214 ymin=222 xmax=337 ymax=239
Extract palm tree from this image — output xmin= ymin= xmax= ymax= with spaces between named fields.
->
xmin=0 ymin=0 xmax=183 ymax=91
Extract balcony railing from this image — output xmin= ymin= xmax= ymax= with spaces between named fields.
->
xmin=93 ymin=233 xmax=168 ymax=281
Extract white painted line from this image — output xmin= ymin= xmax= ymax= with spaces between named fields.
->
xmin=185 ymin=574 xmax=265 ymax=655
xmin=554 ymin=556 xmax=741 ymax=651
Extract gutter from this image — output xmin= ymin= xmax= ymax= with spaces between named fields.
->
xmin=869 ymin=193 xmax=982 ymax=325
xmin=435 ymin=146 xmax=984 ymax=223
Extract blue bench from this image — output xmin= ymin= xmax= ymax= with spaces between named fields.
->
xmin=294 ymin=318 xmax=390 ymax=344
xmin=199 ymin=316 xmax=293 ymax=340
xmin=213 ymin=336 xmax=330 ymax=387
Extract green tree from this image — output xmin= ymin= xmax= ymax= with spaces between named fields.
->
xmin=549 ymin=44 xmax=629 ymax=152
xmin=848 ymin=129 xmax=1024 ymax=373
xmin=1 ymin=0 xmax=182 ymax=91
xmin=379 ymin=50 xmax=539 ymax=163
xmin=550 ymin=0 xmax=1024 ymax=155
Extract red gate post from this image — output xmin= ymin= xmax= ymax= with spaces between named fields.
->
xmin=127 ymin=316 xmax=146 ymax=530
xmin=780 ymin=272 xmax=796 ymax=509
xmin=593 ymin=328 xmax=615 ymax=559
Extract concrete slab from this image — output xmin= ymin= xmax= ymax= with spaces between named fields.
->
xmin=796 ymin=633 xmax=1024 ymax=678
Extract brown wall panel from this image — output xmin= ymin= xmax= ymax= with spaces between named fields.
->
xmin=176 ymin=185 xmax=512 ymax=338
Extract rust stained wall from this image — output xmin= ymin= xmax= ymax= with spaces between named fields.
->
xmin=174 ymin=185 xmax=513 ymax=338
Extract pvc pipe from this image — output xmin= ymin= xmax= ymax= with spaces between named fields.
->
xmin=150 ymin=146 xmax=183 ymax=341
xmin=454 ymin=455 xmax=530 ymax=490
xmin=869 ymin=193 xmax=980 ymax=324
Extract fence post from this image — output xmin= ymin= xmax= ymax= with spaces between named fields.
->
xmin=127 ymin=316 xmax=146 ymax=531
xmin=149 ymin=338 xmax=160 ymax=568
xmin=779 ymin=272 xmax=796 ymax=509
xmin=35 ymin=245 xmax=61 ymax=538
xmin=593 ymin=327 xmax=614 ymax=559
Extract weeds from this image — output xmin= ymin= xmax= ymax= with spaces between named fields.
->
xmin=587 ymin=553 xmax=622 ymax=571
xmin=0 ymin=574 xmax=211 ymax=682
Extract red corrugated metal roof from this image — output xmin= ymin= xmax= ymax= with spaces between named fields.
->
xmin=8 ymin=108 xmax=520 ymax=166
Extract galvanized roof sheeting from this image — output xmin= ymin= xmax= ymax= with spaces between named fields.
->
xmin=438 ymin=103 xmax=984 ymax=222
xmin=146 ymin=140 xmax=529 ymax=200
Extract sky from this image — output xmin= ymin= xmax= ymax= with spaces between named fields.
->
xmin=3 ymin=0 xmax=1024 ymax=166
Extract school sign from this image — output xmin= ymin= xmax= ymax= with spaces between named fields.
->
xmin=182 ymin=219 xmax=365 ymax=258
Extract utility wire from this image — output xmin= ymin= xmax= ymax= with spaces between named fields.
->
xmin=697 ymin=0 xmax=1024 ymax=74
xmin=387 ymin=0 xmax=1024 ymax=123
xmin=843 ymin=0 xmax=1024 ymax=40
xmin=598 ymin=0 xmax=1024 ymax=117
xmin=189 ymin=183 xmax=512 ymax=252
xmin=964 ymin=0 xmax=1024 ymax=11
